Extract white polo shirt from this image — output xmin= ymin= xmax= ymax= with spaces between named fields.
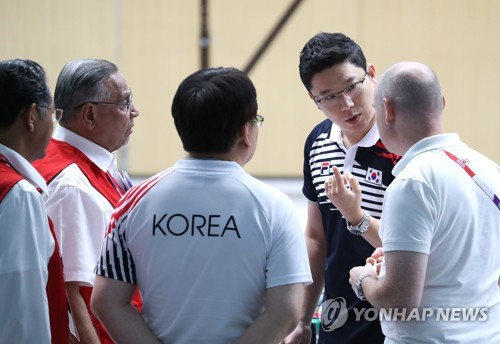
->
xmin=97 ymin=159 xmax=312 ymax=343
xmin=380 ymin=134 xmax=500 ymax=343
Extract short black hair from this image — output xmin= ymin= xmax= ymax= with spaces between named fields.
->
xmin=0 ymin=59 xmax=51 ymax=128
xmin=171 ymin=67 xmax=258 ymax=154
xmin=299 ymin=32 xmax=367 ymax=91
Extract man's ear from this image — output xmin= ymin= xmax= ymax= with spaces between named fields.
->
xmin=22 ymin=103 xmax=38 ymax=133
xmin=241 ymin=123 xmax=252 ymax=147
xmin=80 ymin=103 xmax=96 ymax=129
xmin=383 ymin=98 xmax=396 ymax=125
xmin=367 ymin=63 xmax=377 ymax=82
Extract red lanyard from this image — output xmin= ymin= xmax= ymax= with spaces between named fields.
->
xmin=443 ymin=149 xmax=499 ymax=211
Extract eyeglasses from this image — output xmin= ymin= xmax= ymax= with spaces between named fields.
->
xmin=314 ymin=74 xmax=367 ymax=107
xmin=39 ymin=105 xmax=64 ymax=122
xmin=248 ymin=114 xmax=264 ymax=127
xmin=52 ymin=108 xmax=64 ymax=122
xmin=77 ymin=93 xmax=134 ymax=114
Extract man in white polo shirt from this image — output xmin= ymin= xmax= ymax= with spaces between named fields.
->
xmin=92 ymin=67 xmax=312 ymax=343
xmin=349 ymin=62 xmax=500 ymax=343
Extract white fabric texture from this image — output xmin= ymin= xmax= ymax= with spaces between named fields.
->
xmin=43 ymin=126 xmax=116 ymax=286
xmin=380 ymin=133 xmax=500 ymax=343
xmin=0 ymin=144 xmax=53 ymax=343
xmin=97 ymin=159 xmax=312 ymax=343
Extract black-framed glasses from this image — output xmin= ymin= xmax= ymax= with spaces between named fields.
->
xmin=77 ymin=93 xmax=134 ymax=114
xmin=314 ymin=74 xmax=367 ymax=106
xmin=249 ymin=114 xmax=264 ymax=127
xmin=39 ymin=105 xmax=63 ymax=122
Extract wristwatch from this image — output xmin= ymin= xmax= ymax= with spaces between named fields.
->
xmin=347 ymin=210 xmax=371 ymax=235
xmin=354 ymin=272 xmax=377 ymax=300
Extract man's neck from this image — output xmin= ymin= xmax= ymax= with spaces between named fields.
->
xmin=341 ymin=120 xmax=375 ymax=149
xmin=189 ymin=148 xmax=248 ymax=167
xmin=0 ymin=132 xmax=31 ymax=162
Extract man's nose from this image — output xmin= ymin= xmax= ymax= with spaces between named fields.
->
xmin=338 ymin=92 xmax=354 ymax=111
xmin=129 ymin=104 xmax=139 ymax=117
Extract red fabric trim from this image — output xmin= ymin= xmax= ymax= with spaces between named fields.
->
xmin=0 ymin=161 xmax=23 ymax=203
xmin=0 ymin=162 xmax=70 ymax=343
xmin=33 ymin=139 xmax=121 ymax=206
xmin=34 ymin=138 xmax=142 ymax=341
xmin=47 ymin=217 xmax=70 ymax=344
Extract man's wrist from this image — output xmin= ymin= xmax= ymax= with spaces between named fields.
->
xmin=354 ymin=272 xmax=377 ymax=300
xmin=298 ymin=320 xmax=311 ymax=327
xmin=346 ymin=209 xmax=365 ymax=225
xmin=347 ymin=210 xmax=371 ymax=235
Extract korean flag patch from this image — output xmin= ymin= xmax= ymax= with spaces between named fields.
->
xmin=365 ymin=167 xmax=383 ymax=186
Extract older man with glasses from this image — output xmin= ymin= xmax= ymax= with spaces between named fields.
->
xmin=34 ymin=59 xmax=141 ymax=344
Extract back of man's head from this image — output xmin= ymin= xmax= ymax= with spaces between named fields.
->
xmin=55 ymin=59 xmax=118 ymax=124
xmin=171 ymin=67 xmax=258 ymax=154
xmin=0 ymin=59 xmax=51 ymax=129
xmin=375 ymin=62 xmax=444 ymax=124
xmin=299 ymin=32 xmax=367 ymax=92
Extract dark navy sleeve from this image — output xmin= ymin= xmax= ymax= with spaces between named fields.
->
xmin=302 ymin=119 xmax=332 ymax=202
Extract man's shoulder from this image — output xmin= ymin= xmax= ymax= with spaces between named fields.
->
xmin=307 ymin=119 xmax=333 ymax=139
xmin=0 ymin=178 xmax=44 ymax=213
xmin=46 ymin=163 xmax=90 ymax=187
xmin=0 ymin=162 xmax=25 ymax=203
xmin=34 ymin=139 xmax=85 ymax=179
xmin=358 ymin=140 xmax=400 ymax=163
xmin=236 ymin=174 xmax=296 ymax=207
xmin=34 ymin=139 xmax=105 ymax=186
xmin=303 ymin=120 xmax=339 ymax=157
xmin=118 ymin=169 xmax=175 ymax=207
xmin=356 ymin=140 xmax=400 ymax=176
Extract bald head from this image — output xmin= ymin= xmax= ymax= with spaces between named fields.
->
xmin=375 ymin=62 xmax=444 ymax=123
xmin=374 ymin=62 xmax=446 ymax=155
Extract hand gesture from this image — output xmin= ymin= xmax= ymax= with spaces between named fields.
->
xmin=366 ymin=247 xmax=384 ymax=276
xmin=324 ymin=166 xmax=363 ymax=224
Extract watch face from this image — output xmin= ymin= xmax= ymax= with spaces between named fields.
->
xmin=348 ymin=212 xmax=370 ymax=235
xmin=350 ymin=228 xmax=365 ymax=235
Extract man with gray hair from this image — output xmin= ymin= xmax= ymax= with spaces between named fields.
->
xmin=349 ymin=62 xmax=500 ymax=343
xmin=34 ymin=59 xmax=141 ymax=344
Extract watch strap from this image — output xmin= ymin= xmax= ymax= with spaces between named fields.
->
xmin=347 ymin=210 xmax=371 ymax=235
xmin=355 ymin=272 xmax=377 ymax=300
